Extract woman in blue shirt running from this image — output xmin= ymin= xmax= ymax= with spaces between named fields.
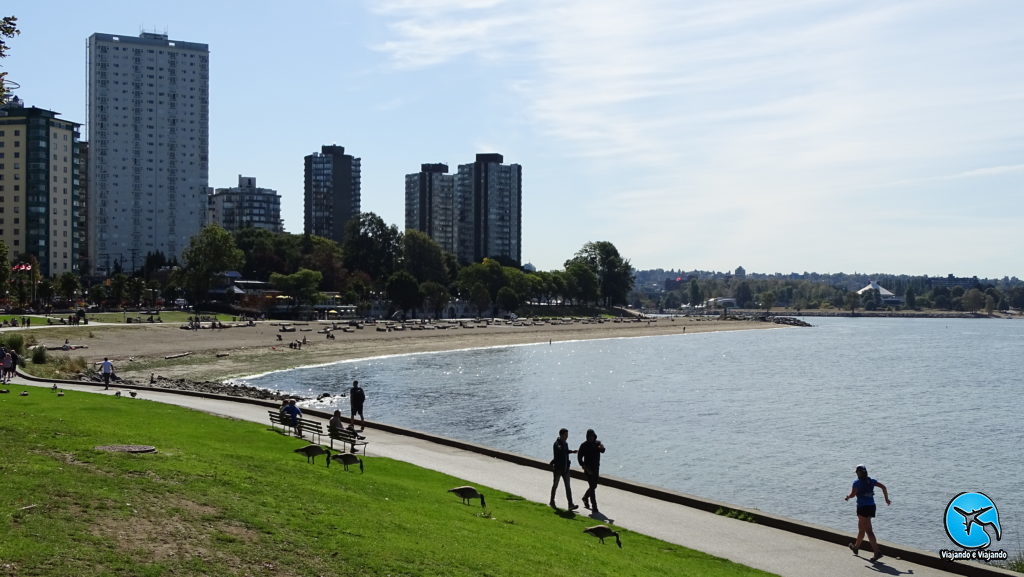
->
xmin=844 ymin=464 xmax=891 ymax=562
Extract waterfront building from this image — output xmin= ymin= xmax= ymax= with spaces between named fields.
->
xmin=87 ymin=31 xmax=210 ymax=274
xmin=304 ymin=145 xmax=361 ymax=243
xmin=208 ymin=175 xmax=283 ymax=233
xmin=0 ymin=97 xmax=81 ymax=276
xmin=404 ymin=163 xmax=456 ymax=254
xmin=454 ymin=153 xmax=522 ymax=265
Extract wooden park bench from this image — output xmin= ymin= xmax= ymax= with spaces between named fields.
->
xmin=328 ymin=427 xmax=369 ymax=455
xmin=268 ymin=411 xmax=324 ymax=444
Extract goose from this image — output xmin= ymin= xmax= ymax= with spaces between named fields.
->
xmin=294 ymin=444 xmax=331 ymax=465
xmin=583 ymin=525 xmax=622 ymax=548
xmin=329 ymin=452 xmax=364 ymax=472
xmin=114 ymin=391 xmax=121 ymax=397
xmin=57 ymin=391 xmax=65 ymax=397
xmin=448 ymin=485 xmax=486 ymax=507
xmin=129 ymin=391 xmax=138 ymax=398
xmin=19 ymin=391 xmax=29 ymax=397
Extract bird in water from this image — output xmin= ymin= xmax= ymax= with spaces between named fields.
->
xmin=329 ymin=452 xmax=364 ymax=472
xmin=583 ymin=525 xmax=622 ymax=548
xmin=448 ymin=486 xmax=486 ymax=507
xmin=294 ymin=444 xmax=331 ymax=465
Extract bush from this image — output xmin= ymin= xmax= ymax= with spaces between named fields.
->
xmin=31 ymin=346 xmax=47 ymax=364
xmin=0 ymin=333 xmax=24 ymax=355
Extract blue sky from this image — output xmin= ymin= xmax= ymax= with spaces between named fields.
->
xmin=4 ymin=1 xmax=1022 ymax=277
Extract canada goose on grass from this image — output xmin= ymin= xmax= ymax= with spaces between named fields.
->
xmin=129 ymin=391 xmax=138 ymax=398
xmin=329 ymin=452 xmax=364 ymax=472
xmin=583 ymin=525 xmax=622 ymax=548
xmin=294 ymin=444 xmax=331 ymax=465
xmin=448 ymin=486 xmax=486 ymax=507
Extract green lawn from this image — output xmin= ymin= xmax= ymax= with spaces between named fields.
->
xmin=0 ymin=389 xmax=777 ymax=577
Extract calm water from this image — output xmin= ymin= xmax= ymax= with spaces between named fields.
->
xmin=238 ymin=317 xmax=1023 ymax=554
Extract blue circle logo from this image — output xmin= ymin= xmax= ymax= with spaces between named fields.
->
xmin=944 ymin=492 xmax=1002 ymax=550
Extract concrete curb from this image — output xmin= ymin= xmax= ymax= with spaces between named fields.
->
xmin=23 ymin=372 xmax=1018 ymax=577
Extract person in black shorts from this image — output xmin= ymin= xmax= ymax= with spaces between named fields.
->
xmin=349 ymin=380 xmax=366 ymax=431
xmin=844 ymin=464 xmax=891 ymax=562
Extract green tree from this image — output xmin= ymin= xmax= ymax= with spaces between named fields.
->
xmin=759 ymin=291 xmax=776 ymax=313
xmin=342 ymin=213 xmax=402 ymax=288
xmin=0 ymin=16 xmax=19 ymax=104
xmin=126 ymin=276 xmax=147 ymax=307
xmin=180 ymin=225 xmax=245 ymax=307
xmin=564 ymin=241 xmax=634 ymax=306
xmin=386 ymin=271 xmax=421 ymax=317
xmin=844 ymin=291 xmax=860 ymax=314
xmin=234 ymin=228 xmax=301 ymax=280
xmin=469 ymin=282 xmax=491 ymax=317
xmin=457 ymin=259 xmax=506 ymax=302
xmin=402 ymin=229 xmax=448 ymax=285
xmin=904 ymin=286 xmax=916 ymax=310
xmin=419 ymin=281 xmax=450 ymax=319
xmin=88 ymin=283 xmax=107 ymax=307
xmin=55 ymin=272 xmax=81 ymax=304
xmin=270 ymin=268 xmax=323 ymax=307
xmin=564 ymin=262 xmax=599 ymax=305
xmin=496 ymin=286 xmax=520 ymax=313
xmin=298 ymin=234 xmax=345 ymax=292
xmin=734 ymin=281 xmax=753 ymax=308
xmin=962 ymin=288 xmax=985 ymax=313
xmin=108 ymin=273 xmax=128 ymax=307
xmin=688 ymin=279 xmax=702 ymax=307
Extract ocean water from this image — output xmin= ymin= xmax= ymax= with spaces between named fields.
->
xmin=237 ymin=317 xmax=1024 ymax=555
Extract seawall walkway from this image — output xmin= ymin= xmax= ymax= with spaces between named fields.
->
xmin=14 ymin=375 xmax=1016 ymax=577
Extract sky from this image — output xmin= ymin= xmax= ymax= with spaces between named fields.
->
xmin=3 ymin=0 xmax=1022 ymax=278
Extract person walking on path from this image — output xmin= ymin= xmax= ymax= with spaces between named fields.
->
xmin=844 ymin=464 xmax=891 ymax=562
xmin=550 ymin=428 xmax=578 ymax=510
xmin=100 ymin=357 xmax=114 ymax=390
xmin=577 ymin=429 xmax=606 ymax=512
xmin=349 ymin=380 xmax=366 ymax=431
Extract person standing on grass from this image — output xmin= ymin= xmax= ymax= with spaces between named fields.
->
xmin=577 ymin=429 xmax=606 ymax=512
xmin=845 ymin=464 xmax=891 ymax=562
xmin=100 ymin=357 xmax=114 ymax=390
xmin=349 ymin=380 xmax=366 ymax=431
xmin=550 ymin=428 xmax=579 ymax=511
xmin=1 ymin=351 xmax=12 ymax=384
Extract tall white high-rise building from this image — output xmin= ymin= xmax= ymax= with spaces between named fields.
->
xmin=87 ymin=32 xmax=209 ymax=274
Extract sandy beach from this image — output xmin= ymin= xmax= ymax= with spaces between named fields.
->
xmin=26 ymin=316 xmax=782 ymax=386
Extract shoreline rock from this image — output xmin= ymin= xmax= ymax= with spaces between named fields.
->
xmin=77 ymin=373 xmax=300 ymax=401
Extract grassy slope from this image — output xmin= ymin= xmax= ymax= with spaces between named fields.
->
xmin=0 ymin=390 xmax=777 ymax=577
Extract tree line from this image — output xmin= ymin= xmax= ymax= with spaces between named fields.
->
xmin=633 ymin=271 xmax=1024 ymax=314
xmin=0 ymin=213 xmax=635 ymax=317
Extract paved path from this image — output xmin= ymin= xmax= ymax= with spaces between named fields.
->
xmin=14 ymin=378 xmax=1010 ymax=577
